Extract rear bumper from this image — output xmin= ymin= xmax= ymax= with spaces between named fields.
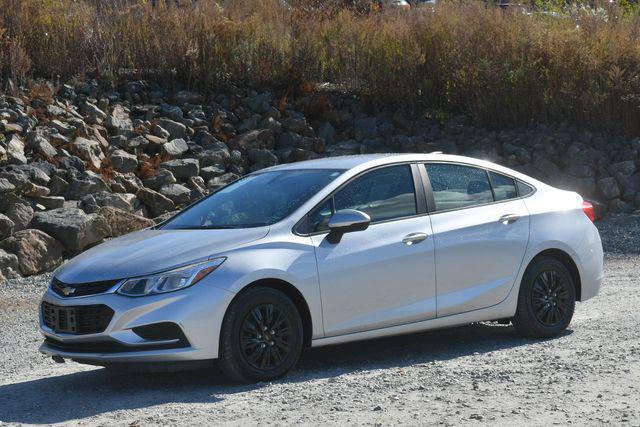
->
xmin=575 ymin=222 xmax=604 ymax=302
xmin=39 ymin=282 xmax=235 ymax=364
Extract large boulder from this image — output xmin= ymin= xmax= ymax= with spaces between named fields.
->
xmin=159 ymin=183 xmax=191 ymax=205
xmin=143 ymin=169 xmax=176 ymax=190
xmin=31 ymin=208 xmax=110 ymax=252
xmin=197 ymin=148 xmax=230 ymax=168
xmin=97 ymin=206 xmax=154 ymax=237
xmin=22 ymin=182 xmax=50 ymax=197
xmin=608 ymin=160 xmax=636 ymax=176
xmin=158 ymin=118 xmax=187 ymax=140
xmin=48 ymin=175 xmax=69 ymax=196
xmin=110 ymin=149 xmax=138 ymax=173
xmin=248 ymin=148 xmax=278 ymax=170
xmin=27 ymin=134 xmax=57 ymax=160
xmin=200 ymin=165 xmax=226 ymax=181
xmin=228 ymin=129 xmax=272 ymax=151
xmin=70 ymin=137 xmax=105 ymax=170
xmin=81 ymin=191 xmax=137 ymax=212
xmin=31 ymin=196 xmax=65 ymax=210
xmin=5 ymin=135 xmax=27 ymax=165
xmin=106 ymin=104 xmax=133 ymax=133
xmin=161 ymin=138 xmax=189 ymax=157
xmin=137 ymin=188 xmax=175 ymax=217
xmin=79 ymin=100 xmax=107 ymax=124
xmin=159 ymin=158 xmax=199 ymax=179
xmin=0 ymin=213 xmax=15 ymax=239
xmin=0 ymin=194 xmax=34 ymax=231
xmin=0 ymin=249 xmax=21 ymax=280
xmin=598 ymin=177 xmax=620 ymax=200
xmin=0 ymin=229 xmax=63 ymax=276
xmin=64 ymin=171 xmax=110 ymax=200
xmin=0 ymin=177 xmax=15 ymax=194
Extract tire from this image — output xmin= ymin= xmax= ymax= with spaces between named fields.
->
xmin=512 ymin=257 xmax=576 ymax=338
xmin=218 ymin=287 xmax=304 ymax=383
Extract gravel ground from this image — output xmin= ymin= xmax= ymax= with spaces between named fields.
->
xmin=0 ymin=217 xmax=639 ymax=426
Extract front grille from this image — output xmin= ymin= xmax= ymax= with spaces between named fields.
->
xmin=42 ymin=302 xmax=114 ymax=335
xmin=50 ymin=277 xmax=120 ymax=298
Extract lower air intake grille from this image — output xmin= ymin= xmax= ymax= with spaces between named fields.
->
xmin=42 ymin=302 xmax=114 ymax=335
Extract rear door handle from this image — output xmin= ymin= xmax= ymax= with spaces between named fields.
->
xmin=498 ymin=214 xmax=520 ymax=224
xmin=402 ymin=232 xmax=428 ymax=245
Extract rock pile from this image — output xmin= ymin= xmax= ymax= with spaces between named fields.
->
xmin=0 ymin=79 xmax=639 ymax=279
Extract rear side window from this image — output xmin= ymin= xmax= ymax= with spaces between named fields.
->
xmin=425 ymin=163 xmax=493 ymax=211
xmin=489 ymin=171 xmax=517 ymax=201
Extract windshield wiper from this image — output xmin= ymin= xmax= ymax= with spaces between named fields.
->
xmin=167 ymin=224 xmax=268 ymax=230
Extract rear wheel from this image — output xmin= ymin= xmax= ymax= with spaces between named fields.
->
xmin=218 ymin=287 xmax=303 ymax=383
xmin=513 ymin=257 xmax=576 ymax=338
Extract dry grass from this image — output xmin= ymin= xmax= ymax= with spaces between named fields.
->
xmin=1 ymin=0 xmax=640 ymax=133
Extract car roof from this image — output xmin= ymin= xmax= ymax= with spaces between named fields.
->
xmin=261 ymin=153 xmax=545 ymax=187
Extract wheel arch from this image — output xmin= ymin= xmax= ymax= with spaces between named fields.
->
xmin=228 ymin=278 xmax=314 ymax=348
xmin=526 ymin=248 xmax=582 ymax=301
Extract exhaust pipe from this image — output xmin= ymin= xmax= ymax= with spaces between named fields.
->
xmin=52 ymin=355 xmax=65 ymax=364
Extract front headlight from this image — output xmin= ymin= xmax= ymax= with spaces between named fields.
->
xmin=117 ymin=258 xmax=226 ymax=297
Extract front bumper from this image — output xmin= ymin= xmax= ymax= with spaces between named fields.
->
xmin=39 ymin=281 xmax=235 ymax=364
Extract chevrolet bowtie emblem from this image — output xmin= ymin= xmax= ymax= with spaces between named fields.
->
xmin=61 ymin=286 xmax=76 ymax=296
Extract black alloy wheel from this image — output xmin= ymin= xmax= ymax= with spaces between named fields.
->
xmin=218 ymin=287 xmax=303 ymax=383
xmin=240 ymin=303 xmax=293 ymax=370
xmin=513 ymin=257 xmax=576 ymax=338
xmin=531 ymin=270 xmax=571 ymax=327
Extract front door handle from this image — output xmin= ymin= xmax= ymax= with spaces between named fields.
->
xmin=402 ymin=232 xmax=428 ymax=245
xmin=499 ymin=214 xmax=520 ymax=224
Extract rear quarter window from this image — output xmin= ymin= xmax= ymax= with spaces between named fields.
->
xmin=516 ymin=180 xmax=535 ymax=197
xmin=489 ymin=171 xmax=518 ymax=201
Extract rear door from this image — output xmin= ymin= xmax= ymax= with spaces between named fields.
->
xmin=423 ymin=163 xmax=530 ymax=317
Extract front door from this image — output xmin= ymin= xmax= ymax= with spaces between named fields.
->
xmin=309 ymin=164 xmax=437 ymax=337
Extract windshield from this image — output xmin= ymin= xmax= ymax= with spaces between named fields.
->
xmin=162 ymin=169 xmax=344 ymax=229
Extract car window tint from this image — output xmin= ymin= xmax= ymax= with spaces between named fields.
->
xmin=308 ymin=199 xmax=333 ymax=233
xmin=517 ymin=180 xmax=535 ymax=197
xmin=489 ymin=171 xmax=517 ymax=201
xmin=425 ymin=163 xmax=494 ymax=211
xmin=334 ymin=165 xmax=417 ymax=223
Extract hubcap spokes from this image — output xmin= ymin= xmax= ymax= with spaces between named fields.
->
xmin=532 ymin=270 xmax=570 ymax=327
xmin=240 ymin=304 xmax=291 ymax=370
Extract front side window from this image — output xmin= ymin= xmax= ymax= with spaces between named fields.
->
xmin=334 ymin=164 xmax=417 ymax=222
xmin=162 ymin=169 xmax=343 ymax=229
xmin=307 ymin=164 xmax=417 ymax=232
xmin=425 ymin=163 xmax=493 ymax=211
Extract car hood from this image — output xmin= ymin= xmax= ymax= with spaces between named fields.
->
xmin=54 ymin=227 xmax=270 ymax=283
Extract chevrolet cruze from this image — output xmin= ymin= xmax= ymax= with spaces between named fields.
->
xmin=40 ymin=154 xmax=603 ymax=382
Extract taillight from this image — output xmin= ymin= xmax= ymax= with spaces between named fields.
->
xmin=582 ymin=200 xmax=595 ymax=222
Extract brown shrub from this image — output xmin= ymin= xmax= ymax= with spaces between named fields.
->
xmin=1 ymin=0 xmax=640 ymax=133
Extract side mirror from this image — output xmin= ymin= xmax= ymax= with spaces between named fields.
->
xmin=326 ymin=209 xmax=371 ymax=244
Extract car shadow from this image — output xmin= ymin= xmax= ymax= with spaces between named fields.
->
xmin=0 ymin=323 xmax=571 ymax=424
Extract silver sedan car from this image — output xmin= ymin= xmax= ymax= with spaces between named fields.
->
xmin=40 ymin=154 xmax=603 ymax=382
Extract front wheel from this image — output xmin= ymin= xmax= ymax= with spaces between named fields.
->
xmin=513 ymin=257 xmax=576 ymax=338
xmin=218 ymin=287 xmax=303 ymax=383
